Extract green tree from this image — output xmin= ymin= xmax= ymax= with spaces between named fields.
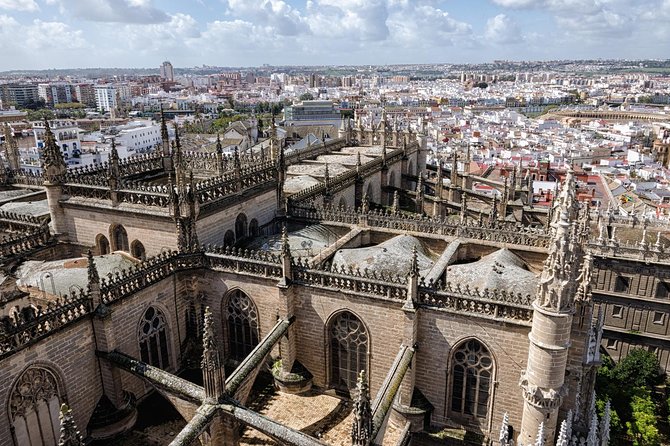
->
xmin=299 ymin=92 xmax=314 ymax=101
xmin=626 ymin=387 xmax=660 ymax=446
xmin=613 ymin=349 xmax=663 ymax=389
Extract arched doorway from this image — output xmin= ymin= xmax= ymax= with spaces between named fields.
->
xmin=223 ymin=289 xmax=260 ymax=361
xmin=328 ymin=311 xmax=369 ymax=393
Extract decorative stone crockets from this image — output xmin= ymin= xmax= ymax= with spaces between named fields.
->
xmin=58 ymin=404 xmax=84 ymax=446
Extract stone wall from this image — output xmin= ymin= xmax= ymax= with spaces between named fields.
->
xmin=0 ymin=318 xmax=101 ymax=444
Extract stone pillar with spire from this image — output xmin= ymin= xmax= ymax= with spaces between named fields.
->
xmin=215 ymin=133 xmax=224 ymax=176
xmin=202 ymin=307 xmax=226 ymax=403
xmin=352 ymin=370 xmax=373 ymax=446
xmin=519 ymin=169 xmax=587 ymax=445
xmin=3 ymin=123 xmax=20 ymax=171
xmin=107 ymin=139 xmax=120 ymax=206
xmin=159 ymin=105 xmax=173 ymax=173
xmin=87 ymin=251 xmax=137 ymax=438
xmin=58 ymin=404 xmax=84 ymax=446
xmin=276 ymin=143 xmax=286 ymax=217
xmin=415 ymin=172 xmax=424 ymax=214
xmin=42 ymin=119 xmax=69 ymax=235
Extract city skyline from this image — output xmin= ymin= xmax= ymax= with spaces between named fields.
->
xmin=0 ymin=0 xmax=668 ymax=71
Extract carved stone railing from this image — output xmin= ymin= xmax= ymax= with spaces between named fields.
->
xmin=417 ymin=282 xmax=534 ymax=324
xmin=118 ymin=152 xmax=163 ymax=176
xmin=0 ymin=223 xmax=52 ymax=258
xmin=205 ymin=245 xmax=283 ymax=278
xmin=289 ymin=204 xmax=552 ymax=248
xmin=0 ymin=290 xmax=91 ymax=358
xmin=594 ymin=212 xmax=670 ymax=229
xmin=293 ymin=259 xmax=409 ymax=301
xmin=9 ymin=169 xmax=44 ymax=187
xmin=284 ymin=137 xmax=347 ymax=165
xmin=0 ymin=210 xmax=48 ymax=228
xmin=588 ymin=240 xmax=670 ymax=263
xmin=287 ymin=146 xmax=406 ymax=204
xmin=116 ymin=183 xmax=170 ymax=207
xmin=196 ymin=161 xmax=277 ymax=208
xmin=100 ymin=251 xmax=205 ymax=304
xmin=181 ymin=151 xmax=267 ymax=174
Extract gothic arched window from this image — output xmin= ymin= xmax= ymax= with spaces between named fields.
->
xmin=224 ymin=230 xmax=235 ymax=247
xmin=96 ymin=233 xmax=110 ymax=255
xmin=9 ymin=365 xmax=65 ymax=446
xmin=225 ymin=290 xmax=259 ymax=361
xmin=450 ymin=339 xmax=494 ymax=420
xmin=138 ymin=306 xmax=171 ymax=370
xmin=130 ymin=240 xmax=146 ymax=261
xmin=329 ymin=311 xmax=368 ymax=392
xmin=249 ymin=219 xmax=259 ymax=237
xmin=111 ymin=224 xmax=129 ymax=252
xmin=235 ymin=213 xmax=248 ymax=240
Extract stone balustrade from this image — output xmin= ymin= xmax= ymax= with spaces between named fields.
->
xmin=0 ymin=289 xmax=91 ymax=358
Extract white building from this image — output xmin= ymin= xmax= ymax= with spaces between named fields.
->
xmin=94 ymin=85 xmax=117 ymax=112
xmin=111 ymin=120 xmax=162 ymax=155
xmin=32 ymin=120 xmax=82 ymax=166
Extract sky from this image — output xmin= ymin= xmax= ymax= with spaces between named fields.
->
xmin=0 ymin=0 xmax=668 ymax=71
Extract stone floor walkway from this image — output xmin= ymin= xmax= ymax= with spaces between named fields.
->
xmin=240 ymin=386 xmax=403 ymax=445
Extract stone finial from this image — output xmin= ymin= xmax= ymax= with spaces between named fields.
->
xmin=202 ymin=306 xmax=226 ymax=402
xmin=87 ymin=249 xmax=100 ymax=285
xmin=216 ymin=133 xmax=222 ymax=153
xmin=392 ymin=191 xmax=400 ymax=214
xmin=324 ymin=163 xmax=330 ymax=188
xmin=600 ymin=401 xmax=611 ymax=446
xmin=356 ymin=151 xmax=362 ymax=168
xmin=409 ymin=245 xmax=419 ymax=279
xmin=534 ymin=422 xmax=545 ymax=446
xmin=499 ymin=413 xmax=510 ymax=446
xmin=655 ymin=231 xmax=663 ymax=252
xmin=361 ymin=193 xmax=369 ymax=214
xmin=281 ymin=225 xmax=290 ymax=258
xmin=460 ymin=192 xmax=467 ymax=224
xmin=58 ymin=404 xmax=84 ymax=446
xmin=160 ymin=104 xmax=169 ymax=148
xmin=351 ymin=370 xmax=372 ymax=446
xmin=556 ymin=415 xmax=571 ymax=446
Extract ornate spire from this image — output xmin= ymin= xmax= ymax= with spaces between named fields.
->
xmin=536 ymin=168 xmax=585 ymax=313
xmin=216 ymin=133 xmax=222 ymax=153
xmin=202 ymin=306 xmax=226 ymax=402
xmin=42 ymin=119 xmax=67 ymax=183
xmin=160 ymin=105 xmax=169 ymax=154
xmin=58 ymin=404 xmax=84 ymax=446
xmin=460 ymin=192 xmax=467 ymax=224
xmin=391 ymin=190 xmax=400 ymax=214
xmin=107 ymin=138 xmax=120 ymax=189
xmin=351 ymin=370 xmax=372 ymax=446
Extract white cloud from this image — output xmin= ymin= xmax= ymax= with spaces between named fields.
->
xmin=388 ymin=4 xmax=472 ymax=48
xmin=51 ymin=0 xmax=169 ymax=24
xmin=116 ymin=13 xmax=201 ymax=53
xmin=0 ymin=16 xmax=86 ymax=53
xmin=306 ymin=0 xmax=390 ymax=41
xmin=225 ymin=0 xmax=307 ymax=36
xmin=485 ymin=14 xmax=523 ymax=44
xmin=0 ymin=0 xmax=38 ymax=11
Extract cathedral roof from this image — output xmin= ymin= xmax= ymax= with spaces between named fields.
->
xmin=446 ymin=248 xmax=537 ymax=298
xmin=332 ymin=234 xmax=435 ymax=278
